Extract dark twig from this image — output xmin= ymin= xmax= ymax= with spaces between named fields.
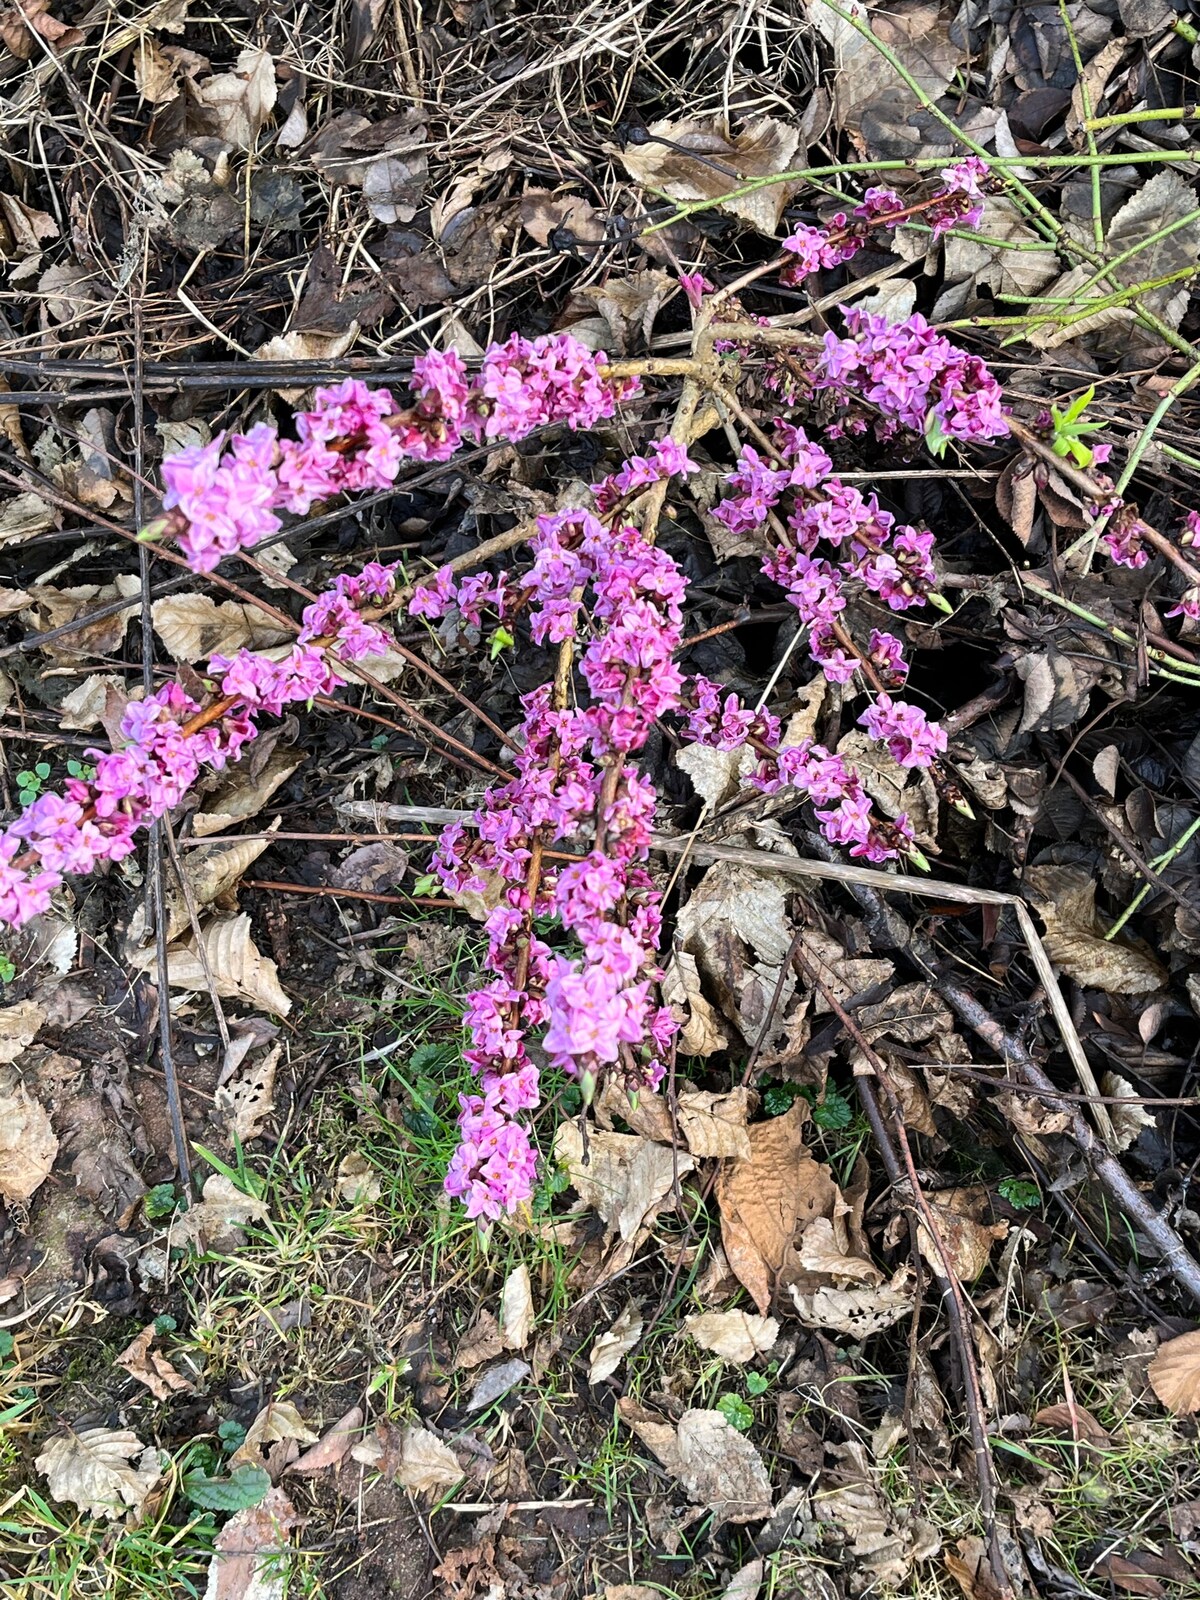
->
xmin=791 ymin=940 xmax=1013 ymax=1600
xmin=132 ymin=302 xmax=191 ymax=1196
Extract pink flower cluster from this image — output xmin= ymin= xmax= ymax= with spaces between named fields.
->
xmin=707 ymin=421 xmax=948 ymax=862
xmin=0 ymin=564 xmax=400 ymax=929
xmin=436 ymin=494 xmax=691 ymax=1220
xmin=816 ymin=309 xmax=1008 ymax=444
xmin=159 ymin=337 xmax=638 ymax=573
xmin=781 ymin=160 xmax=988 ymax=279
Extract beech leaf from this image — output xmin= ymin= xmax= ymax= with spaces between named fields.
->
xmin=35 ymin=1427 xmax=163 ymax=1519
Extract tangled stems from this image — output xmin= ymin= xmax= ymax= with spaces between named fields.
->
xmin=6 ymin=157 xmax=1200 ymax=1217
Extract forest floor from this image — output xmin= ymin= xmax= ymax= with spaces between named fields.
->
xmin=2 ymin=1 xmax=1200 ymax=1598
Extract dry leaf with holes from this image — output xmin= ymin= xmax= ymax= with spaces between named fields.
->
xmin=589 ymin=1304 xmax=644 ymax=1384
xmin=0 ymin=1082 xmax=56 ymax=1202
xmin=216 ymin=1043 xmax=280 ymax=1143
xmin=199 ymin=46 xmax=277 ymax=148
xmin=685 ymin=1311 xmax=779 ymax=1363
xmin=790 ymin=1268 xmax=916 ymax=1338
xmin=115 ymin=1323 xmax=195 ymax=1401
xmin=137 ymin=914 xmax=291 ymax=1015
xmin=618 ymin=1402 xmax=773 ymax=1523
xmin=152 ymin=594 xmax=291 ymax=663
xmin=1025 ymin=865 xmax=1166 ymax=996
xmin=500 ymin=1264 xmax=534 ymax=1350
xmin=35 ymin=1427 xmax=163 ymax=1519
xmin=1148 ymin=1330 xmax=1200 ymax=1415
xmin=204 ymin=1486 xmax=300 ymax=1600
xmin=619 ymin=116 xmax=800 ymax=235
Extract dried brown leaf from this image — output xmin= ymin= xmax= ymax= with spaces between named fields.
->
xmin=1101 ymin=1071 xmax=1157 ymax=1152
xmin=35 ymin=1427 xmax=163 ymax=1520
xmin=660 ymin=950 xmax=731 ymax=1056
xmin=554 ymin=1124 xmax=694 ymax=1243
xmin=676 ymin=1088 xmax=754 ymax=1159
xmin=152 ymin=594 xmax=291 ymax=663
xmin=807 ymin=0 xmax=963 ymax=138
xmin=0 ymin=998 xmax=46 ymax=1064
xmin=790 ymin=1268 xmax=916 ymax=1337
xmin=199 ymin=46 xmax=277 ymax=149
xmin=1025 ymin=865 xmax=1166 ymax=995
xmin=619 ymin=116 xmax=800 ymax=235
xmin=1032 ymin=1401 xmax=1112 ymax=1447
xmin=500 ymin=1264 xmax=534 ymax=1350
xmin=141 ymin=914 xmax=291 ymax=1015
xmin=115 ymin=1324 xmax=195 ymax=1401
xmin=685 ymin=1310 xmax=779 ymax=1363
xmin=1148 ymin=1330 xmax=1200 ymax=1415
xmin=0 ymin=1083 xmax=56 ymax=1202
xmin=618 ymin=1402 xmax=773 ymax=1522
xmin=205 ymin=1487 xmax=300 ymax=1600
xmin=588 ymin=1304 xmax=644 ymax=1384
xmin=916 ymin=1187 xmax=1007 ymax=1282
xmin=290 ymin=1407 xmax=364 ymax=1475
xmin=192 ymin=748 xmax=305 ymax=836
xmin=716 ymin=1102 xmax=836 ymax=1313
xmin=0 ymin=0 xmax=85 ymax=59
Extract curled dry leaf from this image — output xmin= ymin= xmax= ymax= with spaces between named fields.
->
xmin=142 ymin=913 xmax=292 ymax=1016
xmin=554 ymin=1123 xmax=695 ymax=1244
xmin=199 ymin=46 xmax=278 ymax=149
xmin=676 ymin=1088 xmax=755 ymax=1159
xmin=466 ymin=1357 xmax=531 ymax=1411
xmin=660 ymin=950 xmax=730 ymax=1056
xmin=1101 ymin=1071 xmax=1157 ymax=1153
xmin=453 ymin=1311 xmax=503 ymax=1371
xmin=58 ymin=673 xmax=125 ymax=733
xmin=115 ymin=1323 xmax=195 ymax=1401
xmin=820 ymin=1440 xmax=940 ymax=1591
xmin=192 ymin=748 xmax=305 ymax=837
xmin=915 ymin=1187 xmax=1008 ymax=1283
xmin=619 ymin=116 xmax=800 ymax=235
xmin=676 ymin=861 xmax=793 ymax=1043
xmin=0 ymin=998 xmax=46 ymax=1064
xmin=335 ymin=1151 xmax=382 ymax=1205
xmin=1148 ymin=1330 xmax=1200 ymax=1416
xmin=685 ymin=1310 xmax=779 ymax=1363
xmin=0 ymin=0 xmax=85 ymax=59
xmin=172 ymin=1173 xmax=270 ymax=1250
xmin=588 ymin=1304 xmax=644 ymax=1385
xmin=35 ymin=1426 xmax=163 ymax=1520
xmin=806 ymin=0 xmax=964 ymax=140
xmin=289 ymin=1406 xmax=364 ymax=1476
xmin=0 ymin=1082 xmax=56 ymax=1203
xmin=1032 ymin=1401 xmax=1112 ymax=1448
xmin=500 ymin=1263 xmax=534 ymax=1350
xmin=204 ymin=1486 xmax=301 ymax=1600
xmin=1025 ymin=865 xmax=1166 ymax=996
xmin=232 ymin=1401 xmax=319 ymax=1479
xmin=716 ymin=1102 xmax=835 ymax=1313
xmin=618 ymin=1402 xmax=773 ymax=1523
xmin=152 ymin=594 xmax=291 ymax=663
xmin=353 ymin=1424 xmax=461 ymax=1494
